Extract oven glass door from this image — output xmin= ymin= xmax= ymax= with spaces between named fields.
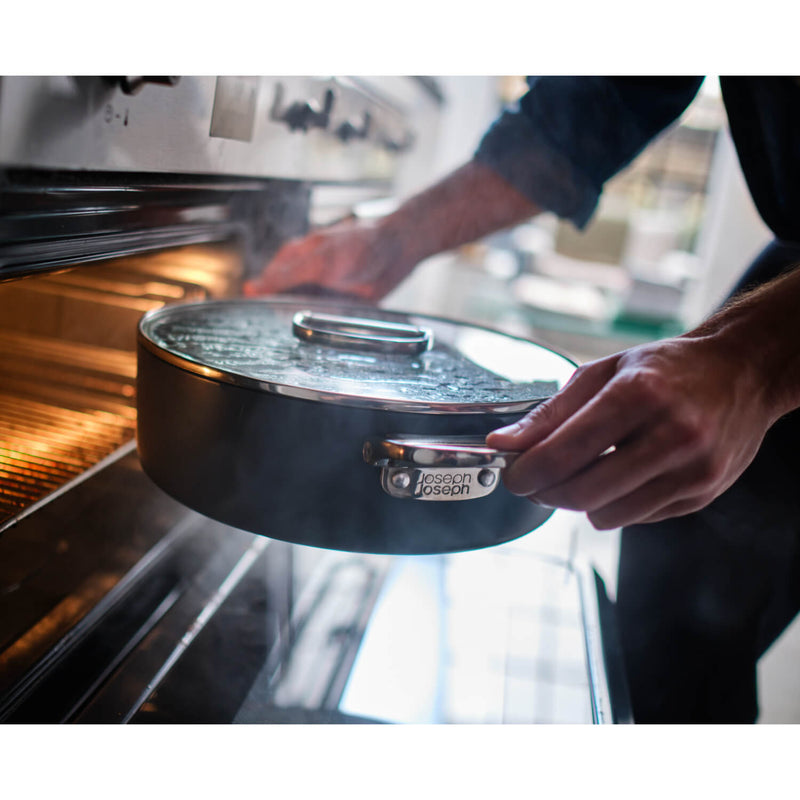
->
xmin=0 ymin=445 xmax=613 ymax=724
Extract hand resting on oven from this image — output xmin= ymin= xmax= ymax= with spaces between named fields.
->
xmin=243 ymin=216 xmax=417 ymax=302
xmin=244 ymin=160 xmax=540 ymax=302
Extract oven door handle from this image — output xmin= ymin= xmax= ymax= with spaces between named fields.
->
xmin=362 ymin=434 xmax=519 ymax=501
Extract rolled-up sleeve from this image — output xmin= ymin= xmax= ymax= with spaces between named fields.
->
xmin=475 ymin=76 xmax=705 ymax=229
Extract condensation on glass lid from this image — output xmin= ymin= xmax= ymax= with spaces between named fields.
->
xmin=140 ymin=301 xmax=576 ymax=408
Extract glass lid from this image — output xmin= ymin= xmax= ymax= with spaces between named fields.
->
xmin=138 ymin=299 xmax=577 ymax=414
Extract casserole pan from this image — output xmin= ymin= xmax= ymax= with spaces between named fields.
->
xmin=136 ymin=298 xmax=576 ymax=554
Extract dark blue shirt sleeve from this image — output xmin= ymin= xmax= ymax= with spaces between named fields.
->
xmin=474 ymin=76 xmax=705 ymax=229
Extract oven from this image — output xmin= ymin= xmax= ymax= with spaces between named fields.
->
xmin=0 ymin=75 xmax=630 ymax=724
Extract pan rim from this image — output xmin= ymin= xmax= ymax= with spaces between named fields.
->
xmin=137 ymin=297 xmax=577 ymax=416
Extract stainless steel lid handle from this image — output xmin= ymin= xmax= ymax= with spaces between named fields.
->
xmin=292 ymin=311 xmax=432 ymax=355
xmin=362 ymin=435 xmax=519 ymax=501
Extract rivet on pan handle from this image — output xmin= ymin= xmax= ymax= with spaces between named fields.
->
xmin=362 ymin=434 xmax=519 ymax=501
xmin=292 ymin=311 xmax=432 ymax=355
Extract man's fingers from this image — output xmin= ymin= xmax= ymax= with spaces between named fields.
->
xmin=631 ymin=496 xmax=718 ymax=526
xmin=243 ymin=235 xmax=328 ymax=295
xmin=584 ymin=468 xmax=717 ymax=530
xmin=500 ymin=367 xmax=670 ymax=497
xmin=528 ymin=425 xmax=670 ymax=511
xmin=526 ymin=416 xmax=703 ymax=513
xmin=487 ymin=356 xmax=619 ymax=451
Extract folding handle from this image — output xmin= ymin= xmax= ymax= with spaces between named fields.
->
xmin=292 ymin=311 xmax=432 ymax=355
xmin=363 ymin=434 xmax=518 ymax=501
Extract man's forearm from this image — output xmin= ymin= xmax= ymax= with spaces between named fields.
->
xmin=377 ymin=159 xmax=542 ymax=265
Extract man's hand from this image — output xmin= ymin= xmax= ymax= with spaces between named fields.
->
xmin=487 ymin=332 xmax=779 ymax=530
xmin=244 ymin=160 xmax=540 ymax=301
xmin=243 ymin=217 xmax=417 ymax=302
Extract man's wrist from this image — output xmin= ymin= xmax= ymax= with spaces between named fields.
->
xmin=373 ymin=206 xmax=439 ymax=269
xmin=689 ymin=268 xmax=800 ymax=422
xmin=373 ymin=160 xmax=543 ymax=273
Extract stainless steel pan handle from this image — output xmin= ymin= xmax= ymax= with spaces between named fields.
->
xmin=363 ymin=434 xmax=519 ymax=501
xmin=292 ymin=311 xmax=432 ymax=355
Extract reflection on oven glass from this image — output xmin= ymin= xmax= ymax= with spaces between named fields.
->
xmin=337 ymin=538 xmax=593 ymax=724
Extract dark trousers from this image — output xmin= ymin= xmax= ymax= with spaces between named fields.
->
xmin=616 ymin=240 xmax=800 ymax=723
